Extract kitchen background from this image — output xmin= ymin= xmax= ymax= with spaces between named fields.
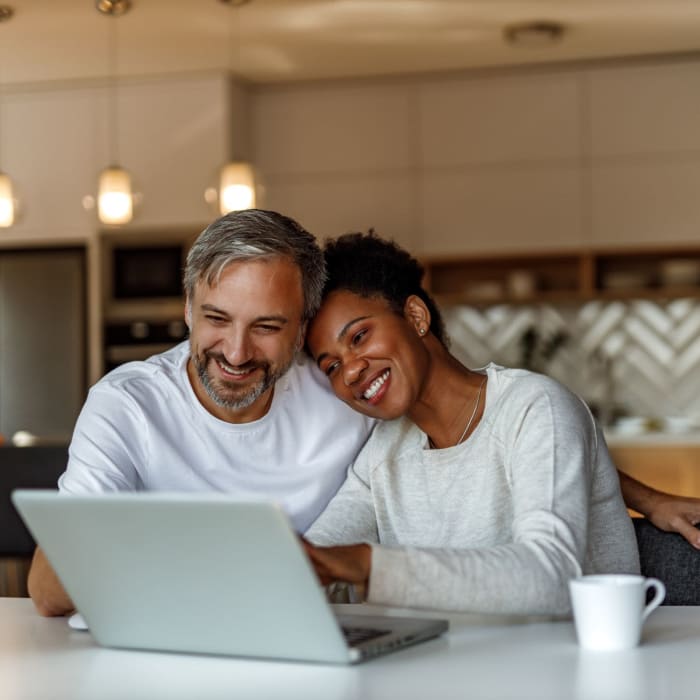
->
xmin=1 ymin=1 xmax=700 ymax=442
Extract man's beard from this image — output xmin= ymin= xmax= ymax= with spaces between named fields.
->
xmin=192 ymin=351 xmax=293 ymax=411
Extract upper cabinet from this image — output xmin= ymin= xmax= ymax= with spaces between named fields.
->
xmin=588 ymin=61 xmax=700 ymax=248
xmin=0 ymin=74 xmax=234 ymax=246
xmin=253 ymin=57 xmax=700 ymax=258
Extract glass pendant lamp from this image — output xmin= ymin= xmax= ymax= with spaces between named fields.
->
xmin=96 ymin=0 xmax=133 ymax=225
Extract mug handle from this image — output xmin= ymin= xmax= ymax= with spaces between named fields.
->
xmin=642 ymin=578 xmax=666 ymax=621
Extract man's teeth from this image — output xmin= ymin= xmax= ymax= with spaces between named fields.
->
xmin=363 ymin=370 xmax=389 ymax=400
xmin=218 ymin=360 xmax=250 ymax=375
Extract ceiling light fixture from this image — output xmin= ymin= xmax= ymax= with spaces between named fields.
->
xmin=504 ymin=21 xmax=565 ymax=48
xmin=217 ymin=0 xmax=256 ymax=214
xmin=0 ymin=4 xmax=16 ymax=228
xmin=96 ymin=0 xmax=133 ymax=225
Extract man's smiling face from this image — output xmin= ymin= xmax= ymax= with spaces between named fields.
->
xmin=186 ymin=256 xmax=305 ymax=423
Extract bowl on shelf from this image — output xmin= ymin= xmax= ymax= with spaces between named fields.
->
xmin=660 ymin=259 xmax=700 ymax=288
xmin=601 ymin=271 xmax=652 ymax=291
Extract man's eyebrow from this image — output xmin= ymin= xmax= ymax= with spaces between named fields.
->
xmin=200 ymin=303 xmax=228 ymax=316
xmin=199 ymin=305 xmax=288 ymax=324
xmin=315 ymin=315 xmax=371 ymax=369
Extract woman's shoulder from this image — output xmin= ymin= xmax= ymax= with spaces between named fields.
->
xmin=485 ymin=364 xmax=590 ymax=420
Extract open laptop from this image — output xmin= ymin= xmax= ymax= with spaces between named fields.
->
xmin=12 ymin=490 xmax=447 ymax=664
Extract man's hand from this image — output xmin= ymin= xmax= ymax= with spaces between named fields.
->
xmin=618 ymin=470 xmax=700 ymax=548
xmin=645 ymin=495 xmax=700 ymax=548
xmin=27 ymin=547 xmax=75 ymax=617
xmin=301 ymin=539 xmax=372 ymax=588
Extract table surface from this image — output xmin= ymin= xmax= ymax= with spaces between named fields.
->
xmin=1 ymin=598 xmax=699 ymax=700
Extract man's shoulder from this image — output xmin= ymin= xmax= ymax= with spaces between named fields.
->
xmin=279 ymin=354 xmax=375 ymax=430
xmin=91 ymin=342 xmax=188 ymax=399
xmin=280 ymin=354 xmax=341 ymax=401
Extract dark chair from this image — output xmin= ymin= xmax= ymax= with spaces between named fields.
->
xmin=0 ymin=446 xmax=68 ymax=557
xmin=633 ymin=517 xmax=700 ymax=605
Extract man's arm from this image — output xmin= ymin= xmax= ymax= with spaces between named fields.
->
xmin=618 ymin=470 xmax=700 ymax=549
xmin=27 ymin=547 xmax=75 ymax=617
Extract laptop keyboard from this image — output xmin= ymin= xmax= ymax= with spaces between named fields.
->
xmin=341 ymin=626 xmax=391 ymax=647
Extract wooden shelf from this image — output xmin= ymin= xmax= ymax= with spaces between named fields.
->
xmin=423 ymin=246 xmax=700 ymax=305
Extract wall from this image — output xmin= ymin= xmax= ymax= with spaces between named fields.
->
xmin=252 ymin=56 xmax=700 ymax=255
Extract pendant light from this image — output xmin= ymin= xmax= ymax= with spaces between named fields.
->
xmin=0 ymin=5 xmax=16 ymax=228
xmin=96 ymin=0 xmax=133 ymax=225
xmin=218 ymin=0 xmax=256 ymax=213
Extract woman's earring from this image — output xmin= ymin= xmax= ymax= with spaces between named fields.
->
xmin=419 ymin=327 xmax=426 ymax=336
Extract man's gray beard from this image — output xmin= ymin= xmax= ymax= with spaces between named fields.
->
xmin=193 ymin=352 xmax=292 ymax=411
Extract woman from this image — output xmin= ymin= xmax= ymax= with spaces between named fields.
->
xmin=303 ymin=232 xmax=639 ymax=614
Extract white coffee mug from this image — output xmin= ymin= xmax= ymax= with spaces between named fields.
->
xmin=569 ymin=574 xmax=666 ymax=651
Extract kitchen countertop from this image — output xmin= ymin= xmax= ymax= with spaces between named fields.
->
xmin=604 ymin=430 xmax=700 ymax=447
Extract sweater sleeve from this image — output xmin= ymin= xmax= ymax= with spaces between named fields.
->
xmin=368 ymin=381 xmax=596 ymax=614
xmin=305 ymin=440 xmax=379 ymax=544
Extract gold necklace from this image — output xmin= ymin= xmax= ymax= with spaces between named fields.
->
xmin=429 ymin=374 xmax=487 ymax=449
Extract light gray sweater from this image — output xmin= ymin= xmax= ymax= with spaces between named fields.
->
xmin=307 ymin=365 xmax=640 ymax=614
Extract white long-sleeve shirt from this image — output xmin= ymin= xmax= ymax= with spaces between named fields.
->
xmin=307 ymin=364 xmax=639 ymax=614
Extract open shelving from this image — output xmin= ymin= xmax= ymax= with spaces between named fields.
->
xmin=422 ymin=246 xmax=700 ymax=306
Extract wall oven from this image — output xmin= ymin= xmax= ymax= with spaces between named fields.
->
xmin=100 ymin=229 xmax=197 ymax=373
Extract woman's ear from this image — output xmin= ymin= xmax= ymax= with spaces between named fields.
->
xmin=403 ymin=295 xmax=431 ymax=337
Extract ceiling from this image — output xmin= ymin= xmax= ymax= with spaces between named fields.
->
xmin=1 ymin=1 xmax=699 ymax=86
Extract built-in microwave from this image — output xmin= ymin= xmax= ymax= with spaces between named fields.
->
xmin=112 ymin=244 xmax=185 ymax=300
xmin=101 ymin=230 xmax=197 ymax=320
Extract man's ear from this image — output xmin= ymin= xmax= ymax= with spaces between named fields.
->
xmin=184 ymin=301 xmax=192 ymax=329
xmin=403 ymin=295 xmax=431 ymax=336
xmin=296 ymin=320 xmax=308 ymax=352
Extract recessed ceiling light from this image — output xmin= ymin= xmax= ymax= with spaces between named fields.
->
xmin=504 ymin=21 xmax=565 ymax=48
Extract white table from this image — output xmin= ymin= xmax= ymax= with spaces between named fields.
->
xmin=1 ymin=598 xmax=699 ymax=700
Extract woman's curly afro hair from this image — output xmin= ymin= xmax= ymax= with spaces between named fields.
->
xmin=320 ymin=231 xmax=448 ymax=346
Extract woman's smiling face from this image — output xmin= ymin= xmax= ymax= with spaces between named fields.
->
xmin=307 ymin=290 xmax=430 ymax=420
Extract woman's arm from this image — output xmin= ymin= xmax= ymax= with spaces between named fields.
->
xmin=618 ymin=470 xmax=700 ymax=548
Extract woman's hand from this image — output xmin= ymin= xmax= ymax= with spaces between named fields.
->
xmin=301 ymin=539 xmax=372 ymax=587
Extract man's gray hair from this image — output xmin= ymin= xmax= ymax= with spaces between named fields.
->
xmin=184 ymin=209 xmax=326 ymax=321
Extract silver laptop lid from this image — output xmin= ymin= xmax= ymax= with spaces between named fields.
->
xmin=13 ymin=491 xmax=354 ymax=663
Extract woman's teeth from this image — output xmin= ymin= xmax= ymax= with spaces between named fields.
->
xmin=363 ymin=370 xmax=389 ymax=400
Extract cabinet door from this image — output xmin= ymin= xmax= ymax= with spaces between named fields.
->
xmin=0 ymin=250 xmax=86 ymax=440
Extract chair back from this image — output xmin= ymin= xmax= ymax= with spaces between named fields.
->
xmin=633 ymin=517 xmax=700 ymax=605
xmin=0 ymin=446 xmax=67 ymax=556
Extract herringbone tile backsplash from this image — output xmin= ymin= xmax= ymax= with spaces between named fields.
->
xmin=444 ymin=299 xmax=700 ymax=423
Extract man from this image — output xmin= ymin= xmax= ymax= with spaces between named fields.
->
xmin=28 ymin=209 xmax=374 ymax=616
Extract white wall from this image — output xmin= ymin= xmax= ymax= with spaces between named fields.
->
xmin=252 ymin=57 xmax=700 ymax=256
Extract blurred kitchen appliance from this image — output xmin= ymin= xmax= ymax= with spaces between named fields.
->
xmin=100 ymin=229 xmax=197 ymax=372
